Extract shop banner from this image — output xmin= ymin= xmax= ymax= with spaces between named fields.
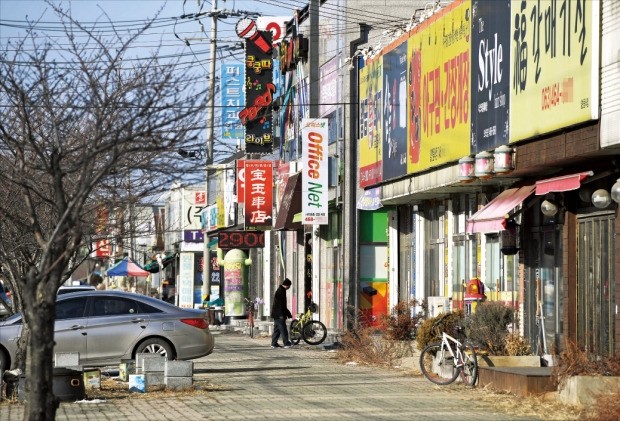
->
xmin=301 ymin=118 xmax=329 ymax=225
xmin=320 ymin=56 xmax=339 ymax=117
xmin=220 ymin=62 xmax=245 ymax=141
xmin=240 ymin=26 xmax=274 ymax=153
xmin=222 ymin=168 xmax=236 ymax=228
xmin=183 ymin=190 xmax=206 ymax=242
xmin=509 ymin=0 xmax=599 ymax=143
xmin=243 ymin=160 xmax=273 ymax=229
xmin=236 ymin=159 xmax=245 ymax=204
xmin=382 ymin=42 xmax=408 ymax=180
xmin=359 ymin=58 xmax=383 ymax=188
xmin=256 ymin=16 xmax=289 ymax=45
xmin=178 ymin=252 xmax=195 ymax=308
xmin=470 ymin=0 xmax=511 ymax=154
xmin=408 ymin=0 xmax=471 ymax=173
xmin=93 ymin=239 xmax=111 ymax=258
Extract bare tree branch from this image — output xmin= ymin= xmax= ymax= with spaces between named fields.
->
xmin=0 ymin=3 xmax=213 ymax=417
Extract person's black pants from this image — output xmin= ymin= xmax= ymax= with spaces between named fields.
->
xmin=271 ymin=317 xmax=290 ymax=346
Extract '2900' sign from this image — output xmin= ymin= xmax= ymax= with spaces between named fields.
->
xmin=218 ymin=231 xmax=265 ymax=249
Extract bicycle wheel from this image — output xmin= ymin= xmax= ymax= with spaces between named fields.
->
xmin=457 ymin=344 xmax=478 ymax=386
xmin=301 ymin=320 xmax=327 ymax=345
xmin=248 ymin=312 xmax=255 ymax=338
xmin=419 ymin=342 xmax=459 ymax=385
xmin=289 ymin=319 xmax=302 ymax=345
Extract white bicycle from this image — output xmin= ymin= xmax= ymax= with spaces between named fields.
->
xmin=419 ymin=326 xmax=478 ymax=386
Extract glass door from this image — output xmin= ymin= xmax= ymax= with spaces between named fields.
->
xmin=526 ymin=225 xmax=562 ymax=353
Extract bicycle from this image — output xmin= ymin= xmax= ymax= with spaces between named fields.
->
xmin=289 ymin=302 xmax=327 ymax=345
xmin=419 ymin=326 xmax=478 ymax=386
xmin=244 ymin=298 xmax=257 ymax=338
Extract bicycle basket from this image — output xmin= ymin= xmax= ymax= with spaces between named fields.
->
xmin=309 ymin=303 xmax=318 ymax=313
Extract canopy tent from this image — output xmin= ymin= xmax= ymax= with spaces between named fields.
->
xmin=143 ymin=252 xmax=175 ymax=273
xmin=106 ymin=257 xmax=150 ymax=277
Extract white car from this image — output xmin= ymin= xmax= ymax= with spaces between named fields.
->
xmin=0 ymin=290 xmax=215 ymax=370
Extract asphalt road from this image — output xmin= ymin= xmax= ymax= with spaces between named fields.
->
xmin=0 ymin=329 xmax=578 ymax=420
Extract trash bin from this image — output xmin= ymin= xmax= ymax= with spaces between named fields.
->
xmin=213 ymin=306 xmax=224 ymax=325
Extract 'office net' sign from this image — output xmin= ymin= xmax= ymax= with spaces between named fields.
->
xmin=301 ymin=118 xmax=328 ymax=225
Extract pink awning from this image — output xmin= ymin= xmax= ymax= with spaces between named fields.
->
xmin=535 ymin=171 xmax=593 ymax=195
xmin=466 ymin=185 xmax=535 ymax=234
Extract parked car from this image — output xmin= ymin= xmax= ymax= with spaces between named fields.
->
xmin=0 ymin=281 xmax=12 ymax=318
xmin=0 ymin=290 xmax=215 ymax=370
xmin=57 ymin=285 xmax=97 ymax=295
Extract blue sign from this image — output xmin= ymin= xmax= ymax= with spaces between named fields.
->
xmin=221 ymin=62 xmax=245 ymax=141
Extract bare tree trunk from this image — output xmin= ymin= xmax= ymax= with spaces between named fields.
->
xmin=24 ymin=303 xmax=58 ymax=420
xmin=15 ymin=324 xmax=29 ymax=371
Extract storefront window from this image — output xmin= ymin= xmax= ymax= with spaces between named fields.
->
xmin=485 ymin=235 xmax=501 ymax=294
xmin=452 ymin=195 xmax=478 ymax=308
xmin=424 ymin=203 xmax=445 ymax=297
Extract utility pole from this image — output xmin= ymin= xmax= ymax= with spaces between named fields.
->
xmin=203 ymin=0 xmax=218 ymax=304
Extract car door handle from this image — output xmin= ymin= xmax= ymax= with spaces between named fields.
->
xmin=131 ymin=318 xmax=145 ymax=323
xmin=71 ymin=325 xmax=85 ymax=330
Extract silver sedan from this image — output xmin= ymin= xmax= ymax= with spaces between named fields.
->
xmin=0 ymin=290 xmax=215 ymax=370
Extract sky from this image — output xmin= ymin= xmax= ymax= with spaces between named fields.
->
xmin=0 ymin=0 xmax=296 ymax=63
xmin=0 ymin=0 xmax=298 ymax=158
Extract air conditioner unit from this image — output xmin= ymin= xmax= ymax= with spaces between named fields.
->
xmin=427 ymin=296 xmax=450 ymax=318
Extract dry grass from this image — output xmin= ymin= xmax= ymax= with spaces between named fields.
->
xmin=464 ymin=385 xmax=584 ymax=420
xmin=335 ymin=323 xmax=590 ymax=420
xmin=89 ymin=377 xmax=215 ymax=400
xmin=394 ymin=367 xmax=585 ymax=419
xmin=335 ymin=327 xmax=415 ymax=368
xmin=552 ymin=339 xmax=620 ymax=389
xmin=0 ymin=376 xmax=215 ymax=406
xmin=582 ymin=387 xmax=620 ymax=421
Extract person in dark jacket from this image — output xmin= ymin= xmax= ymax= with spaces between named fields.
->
xmin=270 ymin=278 xmax=293 ymax=348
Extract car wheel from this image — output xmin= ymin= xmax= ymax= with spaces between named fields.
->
xmin=135 ymin=338 xmax=174 ymax=359
xmin=0 ymin=347 xmax=9 ymax=371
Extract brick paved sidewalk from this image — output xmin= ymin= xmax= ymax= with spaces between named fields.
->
xmin=0 ymin=330 xmax=580 ymax=420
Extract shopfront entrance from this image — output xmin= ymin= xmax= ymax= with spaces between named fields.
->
xmin=576 ymin=212 xmax=615 ymax=355
xmin=526 ymin=225 xmax=563 ymax=354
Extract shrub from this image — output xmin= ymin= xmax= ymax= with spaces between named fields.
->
xmin=336 ymin=325 xmax=414 ymax=367
xmin=504 ymin=332 xmax=532 ymax=356
xmin=415 ymin=309 xmax=465 ymax=350
xmin=379 ymin=299 xmax=427 ymax=341
xmin=465 ymin=301 xmax=515 ymax=355
xmin=337 ymin=304 xmax=416 ymax=367
xmin=552 ymin=339 xmax=620 ymax=389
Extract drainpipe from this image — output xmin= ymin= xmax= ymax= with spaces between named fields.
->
xmin=344 ymin=23 xmax=369 ymax=331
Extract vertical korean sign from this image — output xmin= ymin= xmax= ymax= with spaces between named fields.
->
xmin=236 ymin=18 xmax=274 ymax=154
xmin=220 ymin=62 xmax=245 ymax=141
xmin=236 ymin=159 xmax=246 ymax=225
xmin=178 ymin=252 xmax=194 ymax=308
xmin=302 ymin=118 xmax=328 ymax=225
xmin=93 ymin=206 xmax=111 ymax=258
xmin=244 ymin=160 xmax=273 ymax=229
xmin=509 ymin=0 xmax=599 ymax=143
